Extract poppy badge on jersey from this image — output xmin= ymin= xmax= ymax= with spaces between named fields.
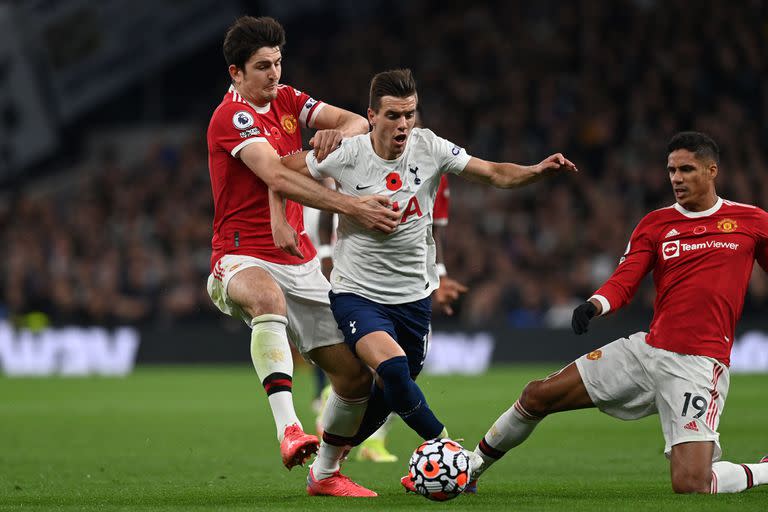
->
xmin=386 ymin=172 xmax=403 ymax=191
xmin=233 ymin=111 xmax=254 ymax=130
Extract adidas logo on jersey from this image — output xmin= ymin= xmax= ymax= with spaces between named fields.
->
xmin=665 ymin=229 xmax=680 ymax=239
xmin=683 ymin=420 xmax=699 ymax=432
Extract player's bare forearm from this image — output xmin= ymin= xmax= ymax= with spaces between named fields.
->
xmin=492 ymin=162 xmax=544 ymax=188
xmin=241 ymin=142 xmax=400 ymax=233
xmin=268 ymin=188 xmax=288 ymax=225
xmin=313 ymin=105 xmax=369 ymax=137
xmin=271 ymin=167 xmax=353 ymax=214
xmin=461 ymin=154 xmax=577 ymax=188
xmin=281 ymin=150 xmax=312 ymax=176
xmin=268 ymin=188 xmax=304 ymax=258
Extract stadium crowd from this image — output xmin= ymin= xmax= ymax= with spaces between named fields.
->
xmin=1 ymin=0 xmax=766 ymax=328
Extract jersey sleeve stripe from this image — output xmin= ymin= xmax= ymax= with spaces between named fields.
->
xmin=302 ymin=101 xmax=326 ymax=128
xmin=230 ymin=137 xmax=267 ymax=157
xmin=590 ymin=294 xmax=611 ymax=315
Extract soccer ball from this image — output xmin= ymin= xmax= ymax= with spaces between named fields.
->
xmin=407 ymin=438 xmax=470 ymax=501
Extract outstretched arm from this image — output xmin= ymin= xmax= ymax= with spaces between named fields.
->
xmin=571 ymin=221 xmax=656 ymax=334
xmin=239 ymin=142 xmax=400 ymax=233
xmin=460 ymin=154 xmax=577 ymax=188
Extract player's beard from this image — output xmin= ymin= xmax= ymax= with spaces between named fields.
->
xmin=261 ymin=82 xmax=279 ymax=102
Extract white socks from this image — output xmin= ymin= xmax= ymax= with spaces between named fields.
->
xmin=473 ymin=400 xmax=542 ymax=479
xmin=250 ymin=314 xmax=300 ymax=440
xmin=711 ymin=460 xmax=768 ymax=493
xmin=311 ymin=390 xmax=368 ymax=480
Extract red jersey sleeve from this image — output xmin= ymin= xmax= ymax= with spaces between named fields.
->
xmin=592 ymin=215 xmax=657 ymax=314
xmin=210 ymin=102 xmax=267 ymax=157
xmin=433 ymin=175 xmax=450 ymax=226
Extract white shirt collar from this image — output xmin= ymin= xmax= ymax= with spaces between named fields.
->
xmin=673 ymin=196 xmax=723 ymax=218
xmin=228 ymin=85 xmax=271 ymax=114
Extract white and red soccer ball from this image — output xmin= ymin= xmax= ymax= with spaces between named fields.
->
xmin=407 ymin=438 xmax=470 ymax=501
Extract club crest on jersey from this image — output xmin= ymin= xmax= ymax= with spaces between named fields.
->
xmin=386 ymin=172 xmax=403 ymax=191
xmin=586 ymin=350 xmax=602 ymax=361
xmin=717 ymin=218 xmax=738 ymax=232
xmin=281 ymin=114 xmax=298 ymax=134
xmin=408 ymin=165 xmax=421 ymax=185
xmin=232 ymin=110 xmax=254 ymax=130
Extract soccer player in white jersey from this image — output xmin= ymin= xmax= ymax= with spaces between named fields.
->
xmin=304 ymin=109 xmax=468 ymax=464
xmin=469 ymin=132 xmax=768 ymax=494
xmin=280 ymin=68 xmax=576 ymax=489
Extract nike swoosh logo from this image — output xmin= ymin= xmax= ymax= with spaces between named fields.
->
xmin=355 ymin=184 xmax=373 ymax=190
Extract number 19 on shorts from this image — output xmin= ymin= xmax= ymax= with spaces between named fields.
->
xmin=681 ymin=392 xmax=708 ymax=419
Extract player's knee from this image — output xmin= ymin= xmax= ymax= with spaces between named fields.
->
xmin=240 ymin=286 xmax=286 ymax=318
xmin=330 ymin=366 xmax=372 ymax=399
xmin=376 ymin=356 xmax=411 ymax=393
xmin=519 ymin=379 xmax=554 ymax=417
xmin=229 ymin=271 xmax=286 ymax=318
xmin=671 ymin=470 xmax=711 ymax=494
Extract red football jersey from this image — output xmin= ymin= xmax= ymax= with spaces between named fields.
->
xmin=593 ymin=198 xmax=768 ymax=365
xmin=207 ymin=84 xmax=323 ymax=269
xmin=433 ymin=175 xmax=450 ymax=226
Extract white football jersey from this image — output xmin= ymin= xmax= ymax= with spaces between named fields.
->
xmin=306 ymin=128 xmax=470 ymax=303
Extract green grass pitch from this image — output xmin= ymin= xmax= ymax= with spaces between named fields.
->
xmin=1 ymin=365 xmax=766 ymax=511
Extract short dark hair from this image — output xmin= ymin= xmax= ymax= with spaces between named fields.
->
xmin=667 ymin=131 xmax=720 ymax=165
xmin=369 ymin=69 xmax=418 ymax=111
xmin=223 ymin=16 xmax=286 ymax=70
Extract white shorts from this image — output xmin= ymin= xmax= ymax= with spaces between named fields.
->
xmin=207 ymin=254 xmax=343 ymax=356
xmin=575 ymin=332 xmax=730 ymax=461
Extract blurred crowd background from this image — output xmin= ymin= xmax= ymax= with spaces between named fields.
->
xmin=1 ymin=0 xmax=766 ymax=330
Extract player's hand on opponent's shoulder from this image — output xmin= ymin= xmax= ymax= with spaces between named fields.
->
xmin=433 ymin=276 xmax=469 ymax=315
xmin=350 ymin=195 xmax=404 ymax=234
xmin=271 ymin=218 xmax=305 ymax=258
xmin=310 ymin=129 xmax=344 ymax=163
xmin=535 ymin=153 xmax=578 ymax=176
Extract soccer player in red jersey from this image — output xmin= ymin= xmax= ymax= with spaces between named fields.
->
xmin=470 ymin=132 xmax=768 ymax=494
xmin=206 ymin=16 xmax=400 ymax=497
